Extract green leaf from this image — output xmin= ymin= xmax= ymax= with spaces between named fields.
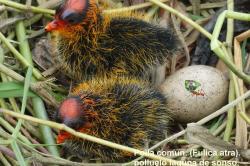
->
xmin=0 ymin=82 xmax=24 ymax=91
xmin=12 ymin=66 xmax=33 ymax=138
xmin=0 ymin=82 xmax=36 ymax=98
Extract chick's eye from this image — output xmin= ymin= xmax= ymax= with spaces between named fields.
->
xmin=61 ymin=9 xmax=83 ymax=24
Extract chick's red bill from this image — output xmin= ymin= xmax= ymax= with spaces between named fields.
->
xmin=57 ymin=130 xmax=72 ymax=144
xmin=57 ymin=123 xmax=93 ymax=144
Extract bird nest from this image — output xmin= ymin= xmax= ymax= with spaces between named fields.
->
xmin=0 ymin=0 xmax=250 ymax=165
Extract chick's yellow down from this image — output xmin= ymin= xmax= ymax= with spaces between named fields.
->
xmin=54 ymin=76 xmax=171 ymax=162
xmin=46 ymin=0 xmax=179 ymax=85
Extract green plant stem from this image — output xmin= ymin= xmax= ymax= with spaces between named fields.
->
xmin=12 ymin=66 xmax=33 ymax=138
xmin=224 ymin=80 xmax=235 ymax=141
xmin=0 ymin=152 xmax=12 ymax=166
xmin=213 ymin=120 xmax=227 ymax=136
xmin=0 ymin=117 xmax=30 ymax=144
xmin=0 ymin=46 xmax=3 ymax=63
xmin=32 ymin=97 xmax=59 ymax=156
xmin=0 ymin=32 xmax=43 ymax=80
xmin=209 ymin=115 xmax=224 ymax=133
xmin=0 ymin=0 xmax=54 ymax=14
xmin=211 ymin=10 xmax=250 ymax=84
xmin=15 ymin=20 xmax=59 ymax=156
xmin=15 ymin=22 xmax=33 ymax=63
xmin=4 ymin=154 xmax=18 ymax=166
xmin=226 ymin=0 xmax=234 ymax=47
xmin=10 ymin=140 xmax=25 ymax=166
xmin=223 ymin=0 xmax=236 ymax=142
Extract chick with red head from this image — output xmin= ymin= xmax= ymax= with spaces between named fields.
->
xmin=54 ymin=77 xmax=171 ymax=162
xmin=46 ymin=0 xmax=179 ymax=85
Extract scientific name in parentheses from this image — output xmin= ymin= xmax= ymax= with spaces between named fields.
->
xmin=190 ymin=149 xmax=239 ymax=157
xmin=189 ymin=149 xmax=240 ymax=157
xmin=190 ymin=149 xmax=216 ymax=157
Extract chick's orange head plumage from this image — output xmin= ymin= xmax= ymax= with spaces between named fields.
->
xmin=45 ymin=0 xmax=89 ymax=32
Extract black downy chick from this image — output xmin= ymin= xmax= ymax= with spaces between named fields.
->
xmin=45 ymin=0 xmax=179 ymax=86
xmin=54 ymin=76 xmax=171 ymax=162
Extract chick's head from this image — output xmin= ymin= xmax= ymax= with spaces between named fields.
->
xmin=45 ymin=0 xmax=98 ymax=37
xmin=55 ymin=94 xmax=98 ymax=143
xmin=55 ymin=95 xmax=98 ymax=127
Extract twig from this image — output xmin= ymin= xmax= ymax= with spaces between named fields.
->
xmin=0 ymin=0 xmax=54 ymax=14
xmin=0 ymin=17 xmax=24 ymax=30
xmin=104 ymin=0 xmax=168 ymax=14
xmin=2 ymin=113 xmax=48 ymax=154
xmin=170 ymin=0 xmax=190 ymax=67
xmin=0 ymin=152 xmax=12 ymax=166
xmin=39 ymin=0 xmax=61 ymax=8
xmin=233 ymin=30 xmax=250 ymax=148
xmin=190 ymin=0 xmax=200 ymax=15
xmin=0 ymin=145 xmax=16 ymax=159
xmin=186 ymin=2 xmax=227 ymax=11
xmin=0 ymin=120 xmax=30 ymax=144
xmin=0 ymin=32 xmax=43 ymax=80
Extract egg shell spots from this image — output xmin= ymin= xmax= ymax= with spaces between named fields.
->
xmin=160 ymin=65 xmax=229 ymax=123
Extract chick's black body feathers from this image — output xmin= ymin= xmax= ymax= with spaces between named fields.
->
xmin=55 ymin=15 xmax=178 ymax=82
xmin=56 ymin=77 xmax=170 ymax=162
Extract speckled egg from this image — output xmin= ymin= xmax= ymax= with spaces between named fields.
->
xmin=160 ymin=65 xmax=229 ymax=123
